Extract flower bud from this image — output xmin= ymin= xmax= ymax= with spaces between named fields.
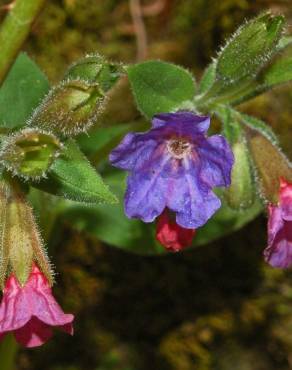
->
xmin=0 ymin=181 xmax=53 ymax=287
xmin=217 ymin=13 xmax=284 ymax=84
xmin=30 ymin=79 xmax=106 ymax=136
xmin=156 ymin=209 xmax=195 ymax=252
xmin=225 ymin=140 xmax=255 ymax=210
xmin=246 ymin=128 xmax=292 ymax=203
xmin=65 ymin=54 xmax=124 ymax=93
xmin=217 ymin=107 xmax=255 ymax=210
xmin=0 ymin=129 xmax=61 ymax=180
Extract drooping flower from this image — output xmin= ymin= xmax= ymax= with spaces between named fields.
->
xmin=110 ymin=112 xmax=234 ymax=229
xmin=156 ymin=209 xmax=195 ymax=252
xmin=0 ymin=264 xmax=74 ymax=348
xmin=264 ymin=178 xmax=292 ymax=268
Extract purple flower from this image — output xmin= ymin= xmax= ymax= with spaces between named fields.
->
xmin=110 ymin=112 xmax=234 ymax=228
xmin=264 ymin=178 xmax=292 ymax=268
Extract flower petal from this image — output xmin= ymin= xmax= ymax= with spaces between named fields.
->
xmin=124 ymin=153 xmax=173 ymax=222
xmin=267 ymin=205 xmax=284 ymax=247
xmin=14 ymin=317 xmax=52 ymax=348
xmin=109 ymin=131 xmax=164 ymax=171
xmin=279 ymin=178 xmax=292 ymax=221
xmin=166 ymin=158 xmax=221 ymax=228
xmin=26 ymin=269 xmax=74 ymax=327
xmin=152 ymin=112 xmax=210 ymax=135
xmin=0 ymin=275 xmax=32 ymax=332
xmin=197 ymin=135 xmax=234 ymax=187
xmin=264 ymin=219 xmax=292 ymax=268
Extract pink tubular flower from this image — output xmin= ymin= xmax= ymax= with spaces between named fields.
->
xmin=264 ymin=178 xmax=292 ymax=268
xmin=0 ymin=264 xmax=74 ymax=348
xmin=156 ymin=209 xmax=196 ymax=252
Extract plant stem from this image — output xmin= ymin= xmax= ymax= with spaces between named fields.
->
xmin=0 ymin=0 xmax=46 ymax=86
xmin=0 ymin=335 xmax=18 ymax=370
xmin=129 ymin=0 xmax=148 ymax=61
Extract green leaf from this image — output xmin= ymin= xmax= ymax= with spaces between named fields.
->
xmin=0 ymin=53 xmax=49 ymax=129
xmin=32 ymin=140 xmax=117 ymax=204
xmin=127 ymin=61 xmax=195 ymax=118
xmin=62 ymin=169 xmax=165 ymax=255
xmin=60 ymin=166 xmax=263 ymax=255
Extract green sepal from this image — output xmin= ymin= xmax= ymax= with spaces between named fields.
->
xmin=230 ymin=109 xmax=292 ymax=203
xmin=30 ymin=79 xmax=106 ymax=137
xmin=0 ymin=129 xmax=61 ymax=180
xmin=65 ymin=53 xmax=124 ymax=93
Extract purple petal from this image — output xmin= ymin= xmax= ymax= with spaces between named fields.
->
xmin=109 ymin=131 xmax=163 ymax=171
xmin=152 ymin=111 xmax=210 ymax=135
xmin=267 ymin=205 xmax=284 ymax=247
xmin=197 ymin=135 xmax=234 ymax=187
xmin=166 ymin=158 xmax=221 ymax=228
xmin=124 ymin=154 xmax=171 ymax=222
xmin=264 ymin=219 xmax=292 ymax=268
xmin=280 ymin=180 xmax=292 ymax=221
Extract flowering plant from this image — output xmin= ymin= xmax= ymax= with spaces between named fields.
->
xmin=0 ymin=4 xmax=291 ymax=363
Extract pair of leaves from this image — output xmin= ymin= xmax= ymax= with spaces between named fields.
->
xmin=0 ymin=53 xmax=117 ymax=205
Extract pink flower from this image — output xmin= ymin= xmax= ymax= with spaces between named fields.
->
xmin=264 ymin=178 xmax=292 ymax=268
xmin=156 ymin=209 xmax=196 ymax=252
xmin=0 ymin=264 xmax=74 ymax=348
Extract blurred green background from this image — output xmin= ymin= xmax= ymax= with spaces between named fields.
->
xmin=2 ymin=0 xmax=292 ymax=369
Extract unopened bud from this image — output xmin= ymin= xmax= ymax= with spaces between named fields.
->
xmin=217 ymin=13 xmax=284 ymax=84
xmin=225 ymin=140 xmax=255 ymax=209
xmin=30 ymin=80 xmax=106 ymax=136
xmin=247 ymin=129 xmax=292 ymax=203
xmin=65 ymin=54 xmax=124 ymax=93
xmin=0 ymin=129 xmax=61 ymax=180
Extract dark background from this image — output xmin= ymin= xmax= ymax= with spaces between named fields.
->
xmin=1 ymin=0 xmax=292 ymax=369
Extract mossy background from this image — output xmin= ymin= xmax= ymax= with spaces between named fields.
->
xmin=1 ymin=0 xmax=292 ymax=369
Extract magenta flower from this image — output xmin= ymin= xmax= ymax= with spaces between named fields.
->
xmin=0 ymin=264 xmax=74 ymax=348
xmin=264 ymin=178 xmax=292 ymax=268
xmin=110 ymin=112 xmax=234 ymax=228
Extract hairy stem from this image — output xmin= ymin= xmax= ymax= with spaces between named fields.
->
xmin=0 ymin=335 xmax=18 ymax=370
xmin=0 ymin=0 xmax=46 ymax=86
